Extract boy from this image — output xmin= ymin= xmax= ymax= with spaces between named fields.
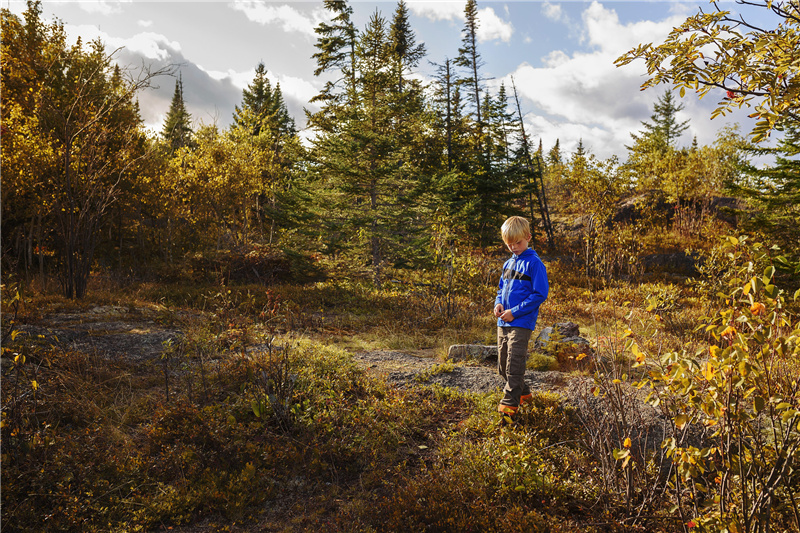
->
xmin=493 ymin=216 xmax=549 ymax=424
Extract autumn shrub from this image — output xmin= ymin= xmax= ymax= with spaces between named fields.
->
xmin=628 ymin=236 xmax=800 ymax=533
xmin=527 ymin=351 xmax=558 ymax=371
xmin=367 ymin=391 xmax=603 ymax=532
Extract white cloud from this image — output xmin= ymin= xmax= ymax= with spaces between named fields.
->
xmin=230 ymin=1 xmax=322 ymax=38
xmin=408 ymin=2 xmax=512 ymax=43
xmin=506 ymin=2 xmax=693 ymax=159
xmin=274 ymin=74 xmax=319 ymax=106
xmin=542 ymin=2 xmax=565 ymax=23
xmin=137 ymin=20 xmax=153 ymax=28
xmin=65 ymin=24 xmax=181 ymax=61
xmin=476 ymin=7 xmax=513 ymax=43
xmin=73 ymin=0 xmax=129 ymax=16
xmin=407 ymin=2 xmax=464 ymax=22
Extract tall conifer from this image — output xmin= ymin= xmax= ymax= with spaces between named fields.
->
xmin=162 ymin=76 xmax=192 ymax=151
xmin=455 ymin=0 xmax=483 ymax=128
xmin=309 ymin=5 xmax=428 ymax=286
xmin=389 ymin=0 xmax=425 ymax=92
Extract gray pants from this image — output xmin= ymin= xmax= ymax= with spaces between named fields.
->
xmin=497 ymin=326 xmax=531 ymax=408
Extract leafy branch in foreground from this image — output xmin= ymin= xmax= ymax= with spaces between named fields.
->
xmin=633 ymin=236 xmax=800 ymax=533
xmin=615 ymin=0 xmax=800 ymax=141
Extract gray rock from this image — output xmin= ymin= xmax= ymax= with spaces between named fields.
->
xmin=447 ymin=344 xmax=497 ymax=362
xmin=534 ymin=322 xmax=581 ymax=350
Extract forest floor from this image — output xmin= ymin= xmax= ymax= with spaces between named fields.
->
xmin=12 ymin=303 xmax=596 ymax=533
xmin=16 ymin=304 xmax=571 ymax=398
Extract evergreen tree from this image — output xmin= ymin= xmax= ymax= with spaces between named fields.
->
xmin=455 ymin=0 xmax=484 ymax=128
xmin=162 ymin=76 xmax=193 ymax=151
xmin=627 ymin=89 xmax=689 ymax=152
xmin=736 ymin=125 xmax=800 ymax=257
xmin=431 ymin=58 xmax=466 ymax=173
xmin=624 ymin=90 xmax=691 ymax=191
xmin=547 ymin=139 xmax=562 ymax=167
xmin=233 ymin=62 xmax=272 ymax=135
xmin=233 ymin=63 xmax=296 ymax=138
xmin=484 ymin=83 xmax=516 ymax=171
xmin=389 ymin=0 xmax=425 ymax=92
xmin=309 ymin=7 xmax=429 ymax=286
xmin=508 ymin=78 xmax=553 ymax=247
xmin=310 ymin=0 xmax=358 ymax=110
xmin=270 ymin=82 xmax=296 ymax=137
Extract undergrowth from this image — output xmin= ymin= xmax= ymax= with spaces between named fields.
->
xmin=3 ymin=236 xmax=798 ymax=532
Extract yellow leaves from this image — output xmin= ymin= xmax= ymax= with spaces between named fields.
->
xmin=623 ymin=437 xmax=632 ymax=448
xmin=721 ymin=325 xmax=736 ymax=339
xmin=576 ymin=353 xmax=588 ymax=361
xmin=631 ymin=343 xmax=645 ymax=363
xmin=750 ymin=302 xmax=766 ymax=315
xmin=702 ymin=360 xmax=717 ymax=382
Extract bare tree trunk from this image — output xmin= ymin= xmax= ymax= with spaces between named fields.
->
xmin=37 ymin=211 xmax=46 ymax=292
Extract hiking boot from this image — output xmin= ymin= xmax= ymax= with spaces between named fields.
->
xmin=497 ymin=404 xmax=518 ymax=425
xmin=519 ymin=393 xmax=533 ymax=406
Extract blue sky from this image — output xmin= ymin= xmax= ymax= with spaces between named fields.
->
xmin=4 ymin=1 xmax=776 ymax=159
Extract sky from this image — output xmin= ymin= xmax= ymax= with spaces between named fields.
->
xmin=3 ymin=0 xmax=778 ymax=160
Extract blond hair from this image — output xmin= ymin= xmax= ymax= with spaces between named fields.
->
xmin=501 ymin=216 xmax=530 ymax=243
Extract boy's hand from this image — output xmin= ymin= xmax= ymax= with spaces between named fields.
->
xmin=493 ymin=304 xmax=504 ymax=318
xmin=499 ymin=310 xmax=514 ymax=322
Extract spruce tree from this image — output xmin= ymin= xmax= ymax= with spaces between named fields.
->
xmin=233 ymin=63 xmax=296 ymax=138
xmin=389 ymin=0 xmax=425 ymax=92
xmin=625 ymin=89 xmax=691 ymax=191
xmin=310 ymin=0 xmax=358 ymax=109
xmin=455 ymin=0 xmax=483 ymax=127
xmin=232 ymin=62 xmax=272 ymax=135
xmin=309 ymin=6 xmax=428 ymax=287
xmin=736 ymin=125 xmax=800 ymax=257
xmin=162 ymin=76 xmax=193 ymax=151
xmin=628 ymin=89 xmax=690 ymax=151
xmin=270 ymin=82 xmax=296 ymax=136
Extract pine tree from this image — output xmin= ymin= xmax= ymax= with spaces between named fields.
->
xmin=389 ymin=0 xmax=425 ymax=92
xmin=310 ymin=0 xmax=358 ymax=109
xmin=508 ymin=78 xmax=553 ymax=247
xmin=431 ymin=58 xmax=464 ymax=172
xmin=309 ymin=6 xmax=429 ymax=287
xmin=270 ymin=82 xmax=296 ymax=136
xmin=162 ymin=75 xmax=193 ymax=151
xmin=232 ymin=63 xmax=296 ymax=138
xmin=625 ymin=90 xmax=691 ymax=191
xmin=736 ymin=125 xmax=800 ymax=256
xmin=232 ymin=62 xmax=272 ymax=135
xmin=455 ymin=0 xmax=484 ymax=128
xmin=628 ymin=89 xmax=690 ymax=152
xmin=548 ymin=139 xmax=562 ymax=167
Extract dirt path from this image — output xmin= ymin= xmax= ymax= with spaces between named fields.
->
xmin=15 ymin=305 xmax=568 ymax=396
xmin=354 ymin=349 xmax=569 ymax=394
xmin=15 ymin=305 xmax=182 ymax=363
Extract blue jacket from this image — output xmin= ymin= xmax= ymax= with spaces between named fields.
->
xmin=495 ymin=248 xmax=548 ymax=331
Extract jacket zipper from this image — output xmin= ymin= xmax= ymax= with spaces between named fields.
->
xmin=502 ymin=254 xmax=517 ymax=311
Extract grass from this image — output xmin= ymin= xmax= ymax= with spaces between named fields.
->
xmin=4 ymin=235 xmax=799 ymax=533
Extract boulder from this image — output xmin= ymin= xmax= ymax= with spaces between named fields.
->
xmin=447 ymin=344 xmax=497 ymax=363
xmin=535 ymin=322 xmax=595 ymax=371
xmin=534 ymin=322 xmax=581 ymax=350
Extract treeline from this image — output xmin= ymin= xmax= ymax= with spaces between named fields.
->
xmin=1 ymin=0 xmax=797 ymax=298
